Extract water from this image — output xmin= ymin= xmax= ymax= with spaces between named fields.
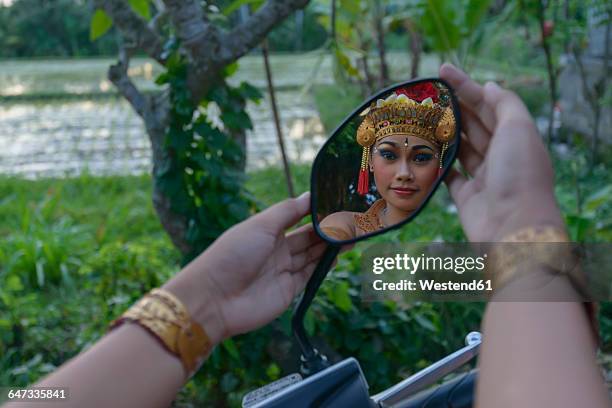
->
xmin=0 ymin=93 xmax=326 ymax=176
xmin=0 ymin=53 xmax=440 ymax=177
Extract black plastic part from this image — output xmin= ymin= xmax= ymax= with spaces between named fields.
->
xmin=292 ymin=245 xmax=340 ymax=376
xmin=393 ymin=369 xmax=477 ymax=408
xmin=249 ymin=358 xmax=374 ymax=408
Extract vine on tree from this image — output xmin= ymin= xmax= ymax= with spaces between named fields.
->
xmin=155 ymin=41 xmax=263 ymax=262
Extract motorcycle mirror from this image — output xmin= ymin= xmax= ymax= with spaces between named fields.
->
xmin=312 ymin=78 xmax=461 ymax=244
xmin=292 ymin=79 xmax=461 ymax=377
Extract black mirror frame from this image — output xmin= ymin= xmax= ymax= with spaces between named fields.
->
xmin=310 ymin=77 xmax=462 ymax=246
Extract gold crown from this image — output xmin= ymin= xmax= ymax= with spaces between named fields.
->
xmin=356 ymin=93 xmax=455 ymax=148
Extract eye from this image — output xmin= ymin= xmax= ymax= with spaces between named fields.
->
xmin=378 ymin=149 xmax=397 ymax=161
xmin=413 ymin=152 xmax=434 ymax=163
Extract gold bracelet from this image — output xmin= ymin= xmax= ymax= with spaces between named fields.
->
xmin=109 ymin=288 xmax=212 ymax=378
xmin=488 ymin=225 xmax=580 ymax=291
xmin=487 ymin=225 xmax=598 ymax=344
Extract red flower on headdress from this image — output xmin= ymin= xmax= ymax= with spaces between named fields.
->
xmin=396 ymin=82 xmax=439 ymax=103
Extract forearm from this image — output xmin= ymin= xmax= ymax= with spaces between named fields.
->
xmin=5 ymin=324 xmax=184 ymax=408
xmin=475 ymin=269 xmax=608 ymax=408
xmin=3 ymin=263 xmax=225 ymax=408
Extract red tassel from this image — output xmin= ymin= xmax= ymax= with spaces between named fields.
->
xmin=358 ymin=168 xmax=369 ymax=195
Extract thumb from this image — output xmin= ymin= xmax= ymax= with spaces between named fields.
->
xmin=252 ymin=192 xmax=311 ymax=234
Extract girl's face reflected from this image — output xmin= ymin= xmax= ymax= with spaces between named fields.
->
xmin=370 ymin=134 xmax=440 ymax=213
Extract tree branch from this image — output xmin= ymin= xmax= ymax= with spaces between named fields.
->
xmin=218 ymin=0 xmax=310 ymax=65
xmin=162 ymin=0 xmax=220 ymax=63
xmin=149 ymin=1 xmax=169 ymax=35
xmin=108 ymin=46 xmax=151 ymax=120
xmin=97 ymin=0 xmax=166 ymax=64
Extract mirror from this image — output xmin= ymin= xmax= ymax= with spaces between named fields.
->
xmin=311 ymin=79 xmax=460 ymax=244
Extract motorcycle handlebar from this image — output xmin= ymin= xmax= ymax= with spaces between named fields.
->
xmin=385 ymin=369 xmax=477 ymax=408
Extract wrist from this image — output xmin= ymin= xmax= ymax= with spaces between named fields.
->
xmin=163 ymin=264 xmax=227 ymax=347
xmin=491 ymin=196 xmax=565 ymax=242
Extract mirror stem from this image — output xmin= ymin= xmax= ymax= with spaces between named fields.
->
xmin=291 ymin=244 xmax=340 ymax=377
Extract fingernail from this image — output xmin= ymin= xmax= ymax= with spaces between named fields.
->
xmin=297 ymin=191 xmax=310 ymax=200
xmin=484 ymin=81 xmax=501 ymax=91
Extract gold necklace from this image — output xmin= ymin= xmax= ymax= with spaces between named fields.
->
xmin=378 ymin=206 xmax=388 ymax=229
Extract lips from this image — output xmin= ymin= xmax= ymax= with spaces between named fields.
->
xmin=390 ymin=186 xmax=419 ymax=196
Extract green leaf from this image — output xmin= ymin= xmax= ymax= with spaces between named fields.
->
xmin=224 ymin=62 xmax=239 ymax=77
xmin=334 ymin=49 xmax=360 ymax=78
xmin=565 ymin=214 xmax=593 ymax=242
xmin=424 ymin=0 xmax=461 ymax=52
xmin=128 ymin=0 xmax=151 ymax=20
xmin=465 ymin=0 xmax=493 ymax=33
xmin=222 ymin=338 xmax=240 ymax=360
xmin=331 ymin=281 xmax=353 ymax=312
xmin=5 ymin=275 xmax=23 ymax=292
xmin=221 ymin=110 xmax=253 ymax=130
xmin=414 ymin=313 xmax=436 ymax=332
xmin=90 ymin=9 xmax=113 ymax=41
xmin=223 ymin=0 xmax=265 ymax=16
xmin=266 ymin=363 xmax=281 ymax=380
xmin=584 ymin=184 xmax=612 ymax=214
xmin=237 ymin=82 xmax=263 ymax=102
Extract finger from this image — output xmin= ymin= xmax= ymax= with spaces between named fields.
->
xmin=291 ymin=260 xmax=318 ymax=297
xmin=253 ymin=191 xmax=311 ymax=234
xmin=458 ymin=132 xmax=484 ymax=177
xmin=483 ymin=81 xmax=534 ymax=129
xmin=459 ymin=100 xmax=491 ymax=156
xmin=286 ymin=223 xmax=322 ymax=256
xmin=290 ymin=241 xmax=327 ymax=272
xmin=440 ymin=63 xmax=496 ymax=133
xmin=444 ymin=167 xmax=469 ymax=206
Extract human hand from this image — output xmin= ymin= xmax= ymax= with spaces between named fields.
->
xmin=439 ymin=64 xmax=565 ymax=242
xmin=164 ymin=192 xmax=326 ymax=345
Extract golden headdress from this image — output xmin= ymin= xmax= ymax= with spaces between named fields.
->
xmin=356 ymin=88 xmax=456 ymax=195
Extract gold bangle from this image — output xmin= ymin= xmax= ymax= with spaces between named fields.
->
xmin=109 ymin=288 xmax=212 ymax=378
xmin=488 ymin=225 xmax=579 ymax=291
xmin=487 ymin=225 xmax=598 ymax=345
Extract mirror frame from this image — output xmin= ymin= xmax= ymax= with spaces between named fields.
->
xmin=310 ymin=77 xmax=462 ymax=245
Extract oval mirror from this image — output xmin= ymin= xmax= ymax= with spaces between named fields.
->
xmin=311 ymin=79 xmax=461 ymax=244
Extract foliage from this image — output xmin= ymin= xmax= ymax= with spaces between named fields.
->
xmin=1 ymin=143 xmax=610 ymax=405
xmin=0 ymin=0 xmax=118 ymax=58
xmin=0 ymin=0 xmax=328 ymax=58
xmin=154 ymin=44 xmax=263 ymax=262
xmin=265 ymin=7 xmax=328 ymax=52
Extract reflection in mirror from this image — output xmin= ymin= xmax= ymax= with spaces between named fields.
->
xmin=314 ymin=80 xmax=458 ymax=243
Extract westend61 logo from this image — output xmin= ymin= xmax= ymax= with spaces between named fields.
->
xmin=371 ymin=253 xmax=488 ymax=275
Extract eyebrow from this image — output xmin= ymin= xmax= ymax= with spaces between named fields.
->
xmin=378 ymin=141 xmax=434 ymax=152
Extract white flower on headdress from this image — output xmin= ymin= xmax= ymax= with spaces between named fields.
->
xmin=420 ymin=97 xmax=434 ymax=106
xmin=373 ymin=91 xmax=426 ymax=109
xmin=396 ymin=93 xmax=410 ymax=103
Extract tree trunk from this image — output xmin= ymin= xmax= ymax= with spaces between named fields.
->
xmin=405 ymin=19 xmax=422 ymax=79
xmin=373 ymin=0 xmax=389 ymax=88
xmin=100 ymin=0 xmax=310 ymax=255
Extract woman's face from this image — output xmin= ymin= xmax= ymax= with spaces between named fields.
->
xmin=370 ymin=134 xmax=440 ymax=213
